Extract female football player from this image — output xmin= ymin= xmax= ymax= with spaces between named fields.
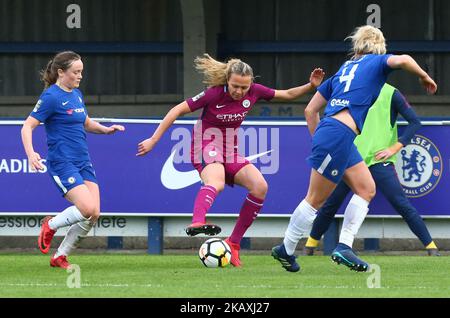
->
xmin=137 ymin=53 xmax=324 ymax=267
xmin=21 ymin=51 xmax=125 ymax=268
xmin=272 ymin=25 xmax=437 ymax=272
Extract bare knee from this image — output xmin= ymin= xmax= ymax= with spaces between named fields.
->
xmin=77 ymin=203 xmax=98 ymax=219
xmin=90 ymin=208 xmax=101 ymax=223
xmin=305 ymin=193 xmax=326 ymax=210
xmin=249 ymin=179 xmax=268 ymax=199
xmin=89 ymin=213 xmax=100 ymax=224
xmin=354 ymin=182 xmax=376 ymax=202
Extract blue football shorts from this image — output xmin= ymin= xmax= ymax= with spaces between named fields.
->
xmin=47 ymin=160 xmax=98 ymax=196
xmin=307 ymin=117 xmax=363 ymax=184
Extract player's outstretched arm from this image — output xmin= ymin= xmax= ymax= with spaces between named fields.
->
xmin=136 ymin=101 xmax=191 ymax=156
xmin=273 ymin=68 xmax=325 ymax=101
xmin=387 ymin=55 xmax=437 ymax=94
xmin=21 ymin=116 xmax=45 ymax=171
xmin=84 ymin=116 xmax=125 ymax=134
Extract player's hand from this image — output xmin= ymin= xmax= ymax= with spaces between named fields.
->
xmin=375 ymin=148 xmax=396 ymax=161
xmin=309 ymin=68 xmax=325 ymax=88
xmin=136 ymin=137 xmax=157 ymax=156
xmin=28 ymin=152 xmax=45 ymax=171
xmin=105 ymin=125 xmax=125 ymax=134
xmin=419 ymin=75 xmax=437 ymax=95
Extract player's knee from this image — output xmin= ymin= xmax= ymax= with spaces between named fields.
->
xmin=366 ymin=182 xmax=376 ymax=200
xmin=78 ymin=203 xmax=98 ymax=219
xmin=306 ymin=196 xmax=325 ymax=210
xmin=206 ymin=182 xmax=225 ymax=193
xmin=91 ymin=208 xmax=101 ymax=221
xmin=356 ymin=184 xmax=376 ymax=202
xmin=251 ymin=179 xmax=268 ymax=198
xmin=89 ymin=212 xmax=100 ymax=224
xmin=217 ymin=183 xmax=225 ymax=193
xmin=305 ymin=189 xmax=330 ymax=210
xmin=368 ymin=186 xmax=376 ymax=200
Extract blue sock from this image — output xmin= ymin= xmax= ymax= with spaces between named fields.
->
xmin=311 ymin=182 xmax=351 ymax=240
xmin=335 ymin=243 xmax=351 ymax=251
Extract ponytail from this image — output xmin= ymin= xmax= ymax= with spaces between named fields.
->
xmin=39 ymin=51 xmax=81 ymax=89
xmin=194 ymin=54 xmax=253 ymax=87
xmin=40 ymin=59 xmax=57 ymax=89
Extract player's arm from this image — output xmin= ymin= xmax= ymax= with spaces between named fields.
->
xmin=375 ymin=90 xmax=421 ymax=161
xmin=84 ymin=116 xmax=125 ymax=134
xmin=393 ymin=90 xmax=421 ymax=147
xmin=273 ymin=68 xmax=325 ymax=101
xmin=136 ymin=101 xmax=191 ymax=156
xmin=387 ymin=55 xmax=437 ymax=94
xmin=304 ymin=91 xmax=327 ymax=136
xmin=21 ymin=116 xmax=44 ymax=171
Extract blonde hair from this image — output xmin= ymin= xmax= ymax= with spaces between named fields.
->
xmin=194 ymin=54 xmax=253 ymax=87
xmin=346 ymin=25 xmax=386 ymax=57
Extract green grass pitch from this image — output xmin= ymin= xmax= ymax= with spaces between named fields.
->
xmin=0 ymin=253 xmax=449 ymax=298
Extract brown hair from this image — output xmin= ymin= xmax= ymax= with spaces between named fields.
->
xmin=194 ymin=54 xmax=253 ymax=87
xmin=40 ymin=51 xmax=81 ymax=89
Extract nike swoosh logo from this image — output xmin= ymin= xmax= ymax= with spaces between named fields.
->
xmin=62 ymin=101 xmax=69 ymax=105
xmin=245 ymin=150 xmax=273 ymax=162
xmin=383 ymin=162 xmax=390 ymax=166
xmin=160 ymin=149 xmax=274 ymax=190
xmin=216 ymin=104 xmax=226 ymax=109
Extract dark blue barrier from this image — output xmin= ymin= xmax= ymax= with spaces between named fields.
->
xmin=219 ymin=40 xmax=450 ymax=55
xmin=0 ymin=42 xmax=182 ymax=54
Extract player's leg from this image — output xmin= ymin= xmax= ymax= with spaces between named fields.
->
xmin=285 ymin=169 xmax=337 ymax=254
xmin=331 ymin=159 xmax=375 ymax=272
xmin=52 ymin=183 xmax=98 ymax=227
xmin=273 ymin=119 xmax=357 ymax=272
xmin=224 ymin=163 xmax=267 ymax=267
xmin=283 ymin=118 xmax=360 ymax=258
xmin=371 ymin=163 xmax=439 ymax=256
xmin=186 ymin=162 xmax=225 ymax=236
xmin=49 ymin=181 xmax=99 ymax=269
xmin=39 ymin=162 xmax=98 ymax=255
xmin=51 ymin=180 xmax=100 ymax=268
xmin=272 ymin=169 xmax=337 ymax=272
xmin=305 ymin=181 xmax=351 ymax=255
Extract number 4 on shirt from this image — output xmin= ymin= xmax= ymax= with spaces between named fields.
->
xmin=340 ymin=64 xmax=359 ymax=92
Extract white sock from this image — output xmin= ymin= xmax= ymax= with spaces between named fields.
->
xmin=48 ymin=205 xmax=87 ymax=230
xmin=283 ymin=199 xmax=317 ymax=255
xmin=339 ymin=194 xmax=369 ymax=248
xmin=54 ymin=220 xmax=93 ymax=258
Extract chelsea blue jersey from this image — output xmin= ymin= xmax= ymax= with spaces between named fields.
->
xmin=30 ymin=84 xmax=90 ymax=162
xmin=317 ymin=54 xmax=394 ymax=132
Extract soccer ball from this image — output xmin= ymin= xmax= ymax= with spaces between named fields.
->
xmin=198 ymin=238 xmax=232 ymax=268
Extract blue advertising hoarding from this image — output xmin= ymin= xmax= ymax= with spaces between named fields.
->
xmin=1 ymin=119 xmax=449 ymax=216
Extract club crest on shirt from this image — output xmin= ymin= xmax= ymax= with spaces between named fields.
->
xmin=242 ymin=99 xmax=251 ymax=108
xmin=394 ymin=135 xmax=442 ymax=198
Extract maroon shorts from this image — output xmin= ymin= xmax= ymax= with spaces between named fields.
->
xmin=191 ymin=146 xmax=249 ymax=186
